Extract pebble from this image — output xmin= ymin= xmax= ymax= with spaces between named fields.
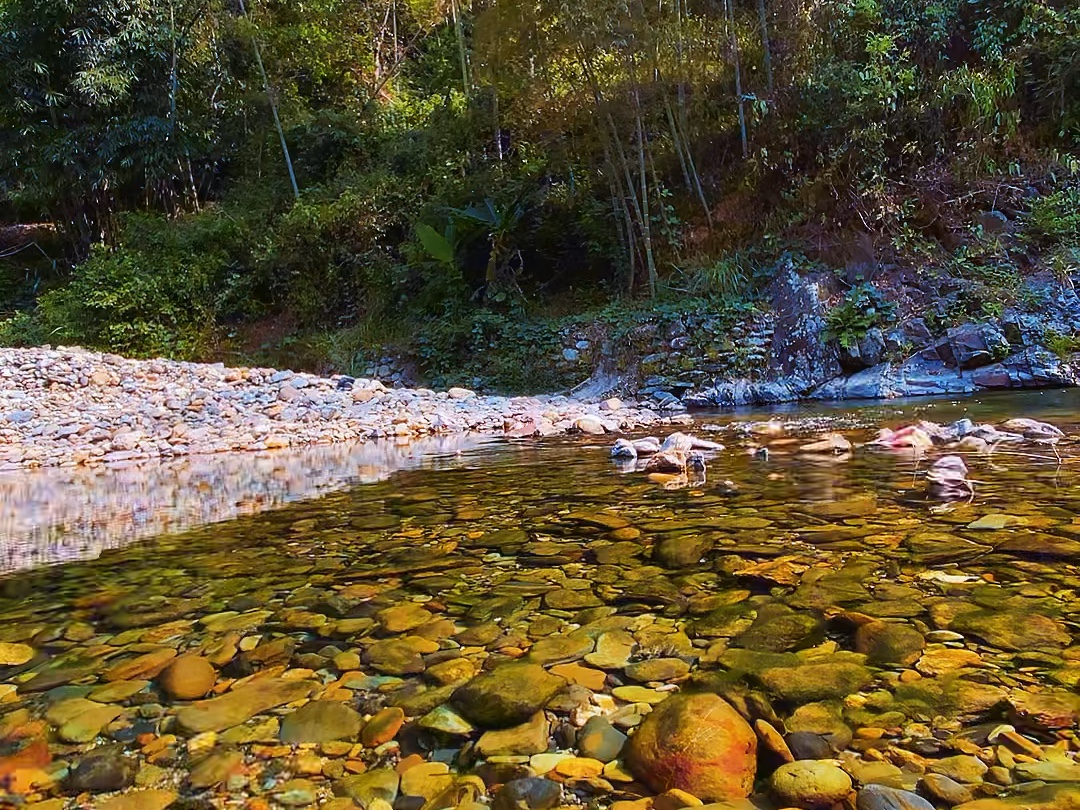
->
xmin=771 ymin=760 xmax=853 ymax=808
xmin=921 ymin=773 xmax=974 ymax=805
xmin=577 ymin=716 xmax=627 ymax=762
xmin=67 ymin=746 xmax=137 ymax=793
xmin=0 ymin=642 xmax=34 ymax=666
xmin=280 ymin=701 xmax=362 ymax=743
xmin=625 ymin=692 xmax=756 ymax=802
xmin=158 ymin=656 xmax=216 ymax=700
xmin=856 ymin=785 xmax=935 ymax=810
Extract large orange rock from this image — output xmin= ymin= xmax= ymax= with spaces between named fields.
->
xmin=625 ymin=692 xmax=756 ymax=801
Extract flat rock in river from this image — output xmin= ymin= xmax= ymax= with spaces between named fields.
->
xmin=177 ymin=678 xmax=315 ymax=734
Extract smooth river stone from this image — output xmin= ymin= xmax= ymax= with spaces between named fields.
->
xmin=103 ymin=648 xmax=177 ymax=682
xmin=0 ymin=642 xmax=34 ymax=666
xmin=176 ymin=678 xmax=315 ymax=734
xmin=280 ymin=700 xmax=362 ymax=743
xmin=46 ymin=698 xmax=124 ymax=743
xmin=585 ymin=632 xmax=636 ymax=669
xmin=526 ymin=634 xmax=595 ymax=665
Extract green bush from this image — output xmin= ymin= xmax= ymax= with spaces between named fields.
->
xmin=0 ymin=311 xmax=48 ymax=347
xmin=1027 ymin=187 xmax=1080 ymax=242
xmin=1045 ymin=329 xmax=1080 ymax=359
xmin=33 ymin=211 xmax=252 ymax=358
xmin=824 ymin=282 xmax=897 ymax=350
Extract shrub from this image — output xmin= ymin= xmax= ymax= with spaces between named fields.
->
xmin=824 ymin=282 xmax=897 ymax=349
xmin=33 ymin=211 xmax=252 ymax=358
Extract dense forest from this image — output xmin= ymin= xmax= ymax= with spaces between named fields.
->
xmin=1 ymin=0 xmax=1078 ymax=390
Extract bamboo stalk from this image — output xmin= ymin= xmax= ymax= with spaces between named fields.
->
xmin=451 ymin=0 xmax=470 ymax=97
xmin=757 ymin=0 xmax=773 ymax=96
xmin=724 ymin=0 xmax=748 ymax=158
xmin=238 ymin=0 xmax=299 ymax=201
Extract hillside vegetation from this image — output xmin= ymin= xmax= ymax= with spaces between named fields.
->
xmin=1 ymin=0 xmax=1079 ymax=391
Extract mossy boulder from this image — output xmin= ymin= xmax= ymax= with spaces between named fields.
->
xmin=452 ymin=663 xmax=565 ymax=728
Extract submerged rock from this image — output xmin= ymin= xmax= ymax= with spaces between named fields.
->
xmin=856 ymin=785 xmax=935 ymax=810
xmin=68 ymin=746 xmax=137 ymax=794
xmin=158 ymin=656 xmax=216 ymax=700
xmin=280 ymin=700 xmax=362 ymax=743
xmin=625 ymin=692 xmax=757 ymax=801
xmin=771 ymin=760 xmax=853 ymax=808
xmin=759 ymin=661 xmax=874 ymax=703
xmin=452 ymin=663 xmax=566 ymax=728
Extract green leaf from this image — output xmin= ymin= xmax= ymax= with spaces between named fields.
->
xmin=416 ymin=223 xmax=455 ymax=266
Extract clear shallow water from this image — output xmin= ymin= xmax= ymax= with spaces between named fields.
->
xmin=2 ymin=389 xmax=1080 ymax=808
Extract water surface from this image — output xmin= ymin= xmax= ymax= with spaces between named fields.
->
xmin=2 ymin=389 xmax=1079 ymax=807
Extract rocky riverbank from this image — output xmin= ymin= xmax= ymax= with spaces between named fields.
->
xmin=0 ymin=347 xmax=681 ymax=472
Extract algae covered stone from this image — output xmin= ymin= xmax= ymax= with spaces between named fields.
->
xmin=771 ymin=760 xmax=853 ymax=808
xmin=280 ymin=700 xmax=362 ymax=743
xmin=452 ymin=663 xmax=566 ymax=728
xmin=759 ymin=661 xmax=873 ymax=703
xmin=625 ymin=692 xmax=757 ymax=801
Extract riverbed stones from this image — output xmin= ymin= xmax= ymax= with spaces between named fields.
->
xmin=418 ymin=705 xmax=475 ymax=735
xmin=736 ymin=605 xmax=824 ymax=652
xmin=586 ymin=632 xmax=636 ymax=669
xmin=104 ymin=648 xmax=177 ymax=681
xmin=188 ymin=747 xmax=244 ymax=788
xmin=491 ymin=776 xmax=562 ymax=810
xmin=0 ymin=642 xmax=33 ymax=666
xmin=527 ymin=634 xmax=594 ymax=665
xmin=452 ymin=663 xmax=566 ymax=728
xmin=280 ymin=700 xmax=362 ymax=743
xmin=476 ymin=712 xmax=551 ymax=757
xmin=625 ymin=692 xmax=756 ymax=801
xmin=68 ymin=746 xmax=137 ymax=793
xmin=577 ymin=716 xmax=627 ymax=762
xmin=336 ymin=768 xmax=401 ymax=804
xmin=949 ymin=610 xmax=1070 ymax=651
xmin=400 ymin=761 xmax=454 ymax=800
xmin=1009 ymin=689 xmax=1080 ymax=730
xmin=376 ymin=604 xmax=433 ymax=633
xmin=856 ymin=785 xmax=935 ymax=810
xmin=759 ymin=661 xmax=874 ymax=703
xmin=921 ymin=774 xmax=973 ymax=806
xmin=158 ymin=656 xmax=216 ymax=700
xmin=915 ymin=648 xmax=984 ymax=676
xmin=364 ymin=635 xmax=440 ymax=674
xmin=855 ymin=622 xmax=925 ymax=666
xmin=362 ymin=706 xmax=405 ymax=746
xmin=624 ymin=657 xmax=690 ymax=682
xmin=771 ymin=760 xmax=853 ymax=808
xmin=929 ymin=755 xmax=987 ymax=784
xmin=176 ymin=678 xmax=315 ymax=734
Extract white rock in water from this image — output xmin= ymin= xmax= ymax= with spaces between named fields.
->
xmin=660 ymin=432 xmax=694 ymax=453
xmin=447 ymin=387 xmax=476 ymax=400
xmin=632 ymin=437 xmax=661 ymax=455
xmin=575 ymin=415 xmax=607 ymax=435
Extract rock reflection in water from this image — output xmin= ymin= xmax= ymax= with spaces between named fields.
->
xmin=0 ymin=433 xmax=496 ymax=574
